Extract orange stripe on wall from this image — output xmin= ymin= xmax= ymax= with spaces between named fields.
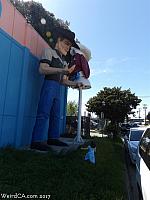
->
xmin=0 ymin=0 xmax=49 ymax=58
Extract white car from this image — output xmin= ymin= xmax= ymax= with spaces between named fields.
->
xmin=127 ymin=127 xmax=147 ymax=164
xmin=136 ymin=127 xmax=150 ymax=200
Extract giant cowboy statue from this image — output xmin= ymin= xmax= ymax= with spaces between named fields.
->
xmin=31 ymin=27 xmax=81 ymax=152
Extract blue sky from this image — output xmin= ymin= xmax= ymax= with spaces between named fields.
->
xmin=24 ymin=0 xmax=150 ymax=118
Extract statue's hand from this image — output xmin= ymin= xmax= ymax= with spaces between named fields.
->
xmin=68 ymin=65 xmax=76 ymax=74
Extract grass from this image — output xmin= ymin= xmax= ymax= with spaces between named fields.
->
xmin=0 ymin=138 xmax=127 ymax=200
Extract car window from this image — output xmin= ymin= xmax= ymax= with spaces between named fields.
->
xmin=132 ymin=124 xmax=139 ymax=128
xmin=121 ymin=123 xmax=131 ymax=128
xmin=130 ymin=130 xmax=144 ymax=141
xmin=139 ymin=128 xmax=150 ymax=170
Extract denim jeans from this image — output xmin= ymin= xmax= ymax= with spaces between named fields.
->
xmin=32 ymin=80 xmax=63 ymax=142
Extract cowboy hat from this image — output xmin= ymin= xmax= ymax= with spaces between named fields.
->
xmin=53 ymin=27 xmax=79 ymax=49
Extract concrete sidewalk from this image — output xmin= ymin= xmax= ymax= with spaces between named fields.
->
xmin=90 ymin=129 xmax=107 ymax=137
xmin=27 ymin=131 xmax=103 ymax=155
xmin=25 ymin=136 xmax=89 ymax=155
xmin=50 ymin=137 xmax=82 ymax=155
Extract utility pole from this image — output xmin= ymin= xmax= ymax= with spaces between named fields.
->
xmin=143 ymin=104 xmax=147 ymax=125
xmin=138 ymin=108 xmax=141 ymax=119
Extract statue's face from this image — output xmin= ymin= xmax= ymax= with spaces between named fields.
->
xmin=56 ymin=38 xmax=72 ymax=56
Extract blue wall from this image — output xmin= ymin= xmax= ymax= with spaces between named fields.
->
xmin=0 ymin=28 xmax=67 ymax=148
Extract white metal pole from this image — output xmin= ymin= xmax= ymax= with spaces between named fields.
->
xmin=77 ymin=87 xmax=82 ymax=140
xmin=74 ymin=87 xmax=84 ymax=143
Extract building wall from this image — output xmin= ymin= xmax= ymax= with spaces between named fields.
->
xmin=0 ymin=0 xmax=49 ymax=56
xmin=0 ymin=28 xmax=44 ymax=147
xmin=0 ymin=0 xmax=67 ymax=148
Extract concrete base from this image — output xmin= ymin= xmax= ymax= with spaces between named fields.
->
xmin=50 ymin=137 xmax=84 ymax=155
xmin=25 ymin=137 xmax=87 ymax=155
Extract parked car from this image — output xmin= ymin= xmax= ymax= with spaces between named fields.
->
xmin=121 ymin=122 xmax=140 ymax=136
xmin=120 ymin=123 xmax=131 ymax=135
xmin=136 ymin=127 xmax=150 ymax=200
xmin=90 ymin=120 xmax=98 ymax=129
xmin=124 ymin=127 xmax=146 ymax=164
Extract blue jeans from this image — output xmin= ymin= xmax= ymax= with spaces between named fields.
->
xmin=32 ymin=80 xmax=62 ymax=142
